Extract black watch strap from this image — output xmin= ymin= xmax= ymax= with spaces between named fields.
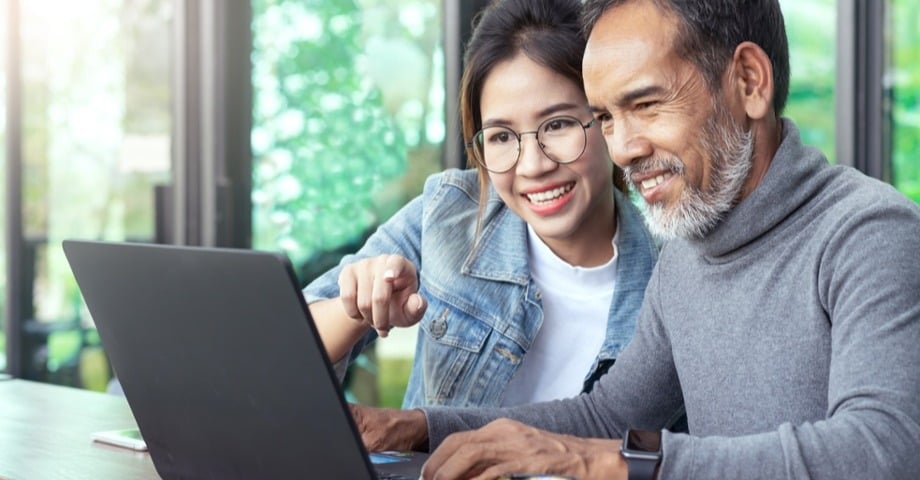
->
xmin=626 ymin=457 xmax=658 ymax=480
xmin=621 ymin=429 xmax=662 ymax=480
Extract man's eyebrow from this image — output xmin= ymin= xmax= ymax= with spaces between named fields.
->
xmin=617 ymin=85 xmax=666 ymax=107
xmin=590 ymin=85 xmax=667 ymax=113
xmin=588 ymin=105 xmax=607 ymax=114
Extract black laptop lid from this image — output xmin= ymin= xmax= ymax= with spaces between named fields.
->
xmin=63 ymin=240 xmax=411 ymax=479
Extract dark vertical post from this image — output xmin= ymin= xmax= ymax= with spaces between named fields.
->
xmin=838 ymin=0 xmax=891 ymax=180
xmin=443 ymin=0 xmax=490 ymax=170
xmin=221 ymin=1 xmax=253 ymax=248
xmin=4 ymin=0 xmax=23 ymax=377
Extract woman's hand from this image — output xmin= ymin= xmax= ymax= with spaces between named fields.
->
xmin=338 ymin=254 xmax=428 ymax=337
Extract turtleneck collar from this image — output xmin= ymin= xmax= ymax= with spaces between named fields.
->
xmin=686 ymin=118 xmax=832 ymax=259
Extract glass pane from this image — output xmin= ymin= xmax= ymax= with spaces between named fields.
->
xmin=18 ymin=0 xmax=172 ymax=389
xmin=780 ymin=0 xmax=837 ymax=163
xmin=891 ymin=0 xmax=920 ymax=203
xmin=0 ymin=0 xmax=6 ymax=372
xmin=251 ymin=0 xmax=445 ymax=406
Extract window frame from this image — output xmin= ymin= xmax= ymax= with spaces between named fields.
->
xmin=836 ymin=0 xmax=891 ymax=180
xmin=2 ymin=0 xmax=902 ymax=377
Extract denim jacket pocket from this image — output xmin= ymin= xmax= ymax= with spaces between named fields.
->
xmin=418 ymin=296 xmax=492 ymax=404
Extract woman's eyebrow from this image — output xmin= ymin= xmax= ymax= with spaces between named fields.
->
xmin=482 ymin=102 xmax=587 ymax=127
xmin=535 ymin=102 xmax=585 ymax=117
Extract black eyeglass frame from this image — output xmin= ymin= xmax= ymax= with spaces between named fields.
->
xmin=466 ymin=115 xmax=596 ymax=173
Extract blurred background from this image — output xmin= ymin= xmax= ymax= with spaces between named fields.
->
xmin=1 ymin=0 xmax=918 ymax=407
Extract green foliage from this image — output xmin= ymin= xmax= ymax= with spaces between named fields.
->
xmin=377 ymin=357 xmax=413 ymax=408
xmin=782 ymin=0 xmax=837 ymax=164
xmin=892 ymin=0 xmax=920 ymax=203
xmin=781 ymin=0 xmax=919 ymax=204
xmin=251 ymin=0 xmax=409 ymax=266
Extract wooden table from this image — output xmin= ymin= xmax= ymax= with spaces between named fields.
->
xmin=0 ymin=378 xmax=160 ymax=479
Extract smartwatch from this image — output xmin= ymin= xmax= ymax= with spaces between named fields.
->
xmin=620 ymin=429 xmax=662 ymax=480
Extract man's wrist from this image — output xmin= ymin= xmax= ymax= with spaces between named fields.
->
xmin=404 ymin=408 xmax=430 ymax=452
xmin=585 ymin=438 xmax=627 ymax=478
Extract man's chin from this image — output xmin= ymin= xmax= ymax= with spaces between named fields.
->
xmin=644 ymin=209 xmax=684 ymax=241
xmin=643 ymin=202 xmax=719 ymax=241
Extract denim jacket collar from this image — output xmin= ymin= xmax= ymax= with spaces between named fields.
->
xmin=463 ymin=194 xmax=531 ymax=286
xmin=462 ymin=186 xmax=658 ymax=364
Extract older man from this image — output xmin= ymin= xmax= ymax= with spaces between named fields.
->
xmin=352 ymin=1 xmax=920 ymax=478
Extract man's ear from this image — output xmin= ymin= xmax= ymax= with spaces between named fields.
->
xmin=730 ymin=41 xmax=774 ymax=120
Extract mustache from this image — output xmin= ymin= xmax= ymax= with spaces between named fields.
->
xmin=622 ymin=155 xmax=685 ymax=184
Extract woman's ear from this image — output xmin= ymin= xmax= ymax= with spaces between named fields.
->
xmin=730 ymin=41 xmax=774 ymax=120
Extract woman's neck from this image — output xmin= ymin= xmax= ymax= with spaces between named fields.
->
xmin=536 ymin=201 xmax=617 ymax=268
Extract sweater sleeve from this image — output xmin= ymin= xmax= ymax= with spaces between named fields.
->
xmin=424 ymin=186 xmax=920 ymax=479
xmin=423 ymin=263 xmax=685 ymax=448
xmin=658 ymin=192 xmax=920 ymax=479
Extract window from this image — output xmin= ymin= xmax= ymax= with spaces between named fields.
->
xmin=250 ymin=0 xmax=446 ymax=406
xmin=1 ymin=0 xmax=7 ymax=372
xmin=5 ymin=0 xmax=903 ymax=398
xmin=891 ymin=0 xmax=920 ymax=203
xmin=10 ymin=0 xmax=172 ymax=388
xmin=781 ymin=0 xmax=837 ymax=163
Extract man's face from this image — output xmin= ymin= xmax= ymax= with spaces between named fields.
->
xmin=583 ymin=1 xmax=754 ymax=239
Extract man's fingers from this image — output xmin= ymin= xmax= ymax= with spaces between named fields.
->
xmin=422 ymin=437 xmax=489 ymax=480
xmin=425 ymin=438 xmax=534 ymax=480
xmin=423 ymin=429 xmax=498 ymax=478
xmin=423 ymin=420 xmax=580 ymax=480
xmin=478 ymin=456 xmax=577 ymax=480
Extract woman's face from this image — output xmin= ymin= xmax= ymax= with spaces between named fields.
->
xmin=479 ymin=53 xmax=616 ymax=266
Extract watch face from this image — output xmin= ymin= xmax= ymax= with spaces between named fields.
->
xmin=626 ymin=429 xmax=661 ymax=453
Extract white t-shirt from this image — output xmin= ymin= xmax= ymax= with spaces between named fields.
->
xmin=500 ymin=226 xmax=618 ymax=406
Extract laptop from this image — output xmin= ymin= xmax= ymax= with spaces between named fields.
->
xmin=63 ymin=239 xmax=428 ymax=479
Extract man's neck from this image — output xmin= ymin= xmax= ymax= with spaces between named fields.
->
xmin=739 ymin=115 xmax=782 ymax=201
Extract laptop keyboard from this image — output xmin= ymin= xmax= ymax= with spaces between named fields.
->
xmin=377 ymin=473 xmax=417 ymax=480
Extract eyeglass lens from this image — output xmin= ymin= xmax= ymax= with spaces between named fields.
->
xmin=473 ymin=116 xmax=588 ymax=172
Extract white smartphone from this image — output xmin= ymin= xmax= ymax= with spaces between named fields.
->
xmin=91 ymin=428 xmax=148 ymax=451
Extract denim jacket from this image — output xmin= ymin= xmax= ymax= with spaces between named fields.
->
xmin=303 ymin=168 xmax=658 ymax=408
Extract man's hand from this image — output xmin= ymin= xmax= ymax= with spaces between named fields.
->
xmin=350 ymin=403 xmax=429 ymax=452
xmin=338 ymin=254 xmax=427 ymax=337
xmin=421 ymin=418 xmax=626 ymax=480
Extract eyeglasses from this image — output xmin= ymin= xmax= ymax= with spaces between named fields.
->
xmin=467 ymin=115 xmax=596 ymax=173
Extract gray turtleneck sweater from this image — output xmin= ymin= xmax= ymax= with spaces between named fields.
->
xmin=421 ymin=119 xmax=920 ymax=479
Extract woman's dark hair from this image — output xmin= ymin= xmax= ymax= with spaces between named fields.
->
xmin=459 ymin=0 xmax=628 ymax=222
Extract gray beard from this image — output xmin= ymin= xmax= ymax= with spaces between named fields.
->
xmin=628 ymin=105 xmax=754 ymax=241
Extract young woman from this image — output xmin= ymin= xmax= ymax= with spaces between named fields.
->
xmin=305 ymin=0 xmax=658 ymax=409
